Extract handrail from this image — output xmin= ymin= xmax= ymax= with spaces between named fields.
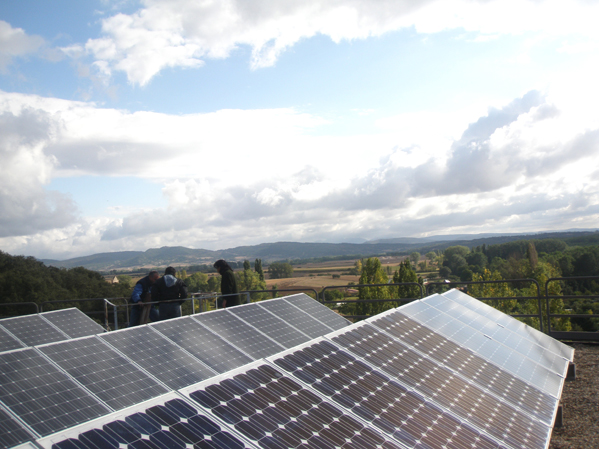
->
xmin=320 ymin=282 xmax=423 ymax=304
xmin=426 ymin=279 xmax=543 ymax=332
xmin=0 ymin=302 xmax=39 ymax=315
xmin=545 ymin=275 xmax=599 ymax=336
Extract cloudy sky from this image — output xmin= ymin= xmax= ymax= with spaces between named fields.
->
xmin=1 ymin=0 xmax=599 ymax=260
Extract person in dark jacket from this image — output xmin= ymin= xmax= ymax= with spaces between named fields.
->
xmin=152 ymin=266 xmax=188 ymax=320
xmin=129 ymin=270 xmax=160 ymax=326
xmin=213 ymin=259 xmax=240 ymax=308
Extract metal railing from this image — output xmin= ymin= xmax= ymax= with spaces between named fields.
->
xmin=3 ymin=276 xmax=599 ymax=341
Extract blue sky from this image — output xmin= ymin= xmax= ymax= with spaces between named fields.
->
xmin=1 ymin=0 xmax=599 ymax=259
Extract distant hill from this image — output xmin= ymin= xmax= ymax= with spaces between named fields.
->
xmin=39 ymin=229 xmax=599 ymax=271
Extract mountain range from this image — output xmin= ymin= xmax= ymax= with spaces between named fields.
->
xmin=39 ymin=229 xmax=599 ymax=272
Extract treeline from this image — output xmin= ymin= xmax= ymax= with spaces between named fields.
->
xmin=436 ymin=238 xmax=599 ymax=332
xmin=0 ymin=250 xmax=131 ymax=318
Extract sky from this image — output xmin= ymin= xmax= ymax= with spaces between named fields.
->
xmin=1 ymin=0 xmax=599 ymax=260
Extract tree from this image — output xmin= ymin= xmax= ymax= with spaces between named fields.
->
xmin=237 ymin=265 xmax=268 ymax=301
xmin=255 ymin=259 xmax=264 ymax=281
xmin=243 ymin=260 xmax=251 ymax=271
xmin=409 ymin=252 xmax=421 ymax=265
xmin=354 ymin=258 xmax=391 ymax=318
xmin=117 ymin=275 xmax=133 ymax=288
xmin=426 ymin=252 xmax=437 ymax=263
xmin=469 ymin=269 xmax=517 ymax=314
xmin=186 ymin=272 xmax=209 ymax=293
xmin=268 ymin=262 xmax=293 ymax=279
xmin=391 ymin=260 xmax=420 ymax=306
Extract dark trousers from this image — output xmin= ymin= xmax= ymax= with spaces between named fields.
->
xmin=159 ymin=302 xmax=182 ymax=321
xmin=129 ymin=304 xmax=159 ymax=326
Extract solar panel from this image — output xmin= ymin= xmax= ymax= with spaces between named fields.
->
xmin=370 ymin=309 xmax=558 ymax=426
xmin=38 ymin=336 xmax=169 ymax=411
xmin=259 ymin=297 xmax=337 ymax=339
xmin=331 ymin=322 xmax=553 ymax=448
xmin=285 ymin=293 xmax=352 ymax=331
xmin=41 ymin=308 xmax=106 ymax=339
xmin=36 ymin=392 xmax=253 ymax=449
xmin=100 ymin=326 xmax=218 ymax=390
xmin=422 ymin=293 xmax=570 ymax=377
xmin=151 ymin=316 xmax=254 ymax=374
xmin=0 ymin=348 xmax=110 ymax=437
xmin=399 ymin=300 xmax=565 ymax=398
xmin=271 ymin=337 xmax=523 ymax=449
xmin=0 ymin=406 xmax=36 ymax=448
xmin=181 ymin=361 xmax=403 ymax=449
xmin=228 ymin=302 xmax=312 ymax=349
xmin=0 ymin=315 xmax=69 ymax=347
xmin=441 ymin=289 xmax=575 ymax=361
xmin=192 ymin=309 xmax=286 ymax=359
xmin=0 ymin=325 xmax=25 ymax=353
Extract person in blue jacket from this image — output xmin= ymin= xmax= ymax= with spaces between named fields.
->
xmin=129 ymin=270 xmax=160 ymax=326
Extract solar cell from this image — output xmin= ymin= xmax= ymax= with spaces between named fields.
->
xmin=0 ymin=325 xmax=25 ymax=353
xmin=192 ymin=309 xmax=286 ymax=359
xmin=370 ymin=309 xmax=558 ymax=426
xmin=441 ymin=289 xmax=575 ymax=361
xmin=329 ymin=322 xmax=552 ymax=448
xmin=399 ymin=300 xmax=564 ymax=398
xmin=284 ymin=293 xmax=352 ymax=331
xmin=38 ymin=336 xmax=169 ymax=410
xmin=228 ymin=302 xmax=312 ymax=349
xmin=36 ymin=392 xmax=253 ymax=449
xmin=41 ymin=308 xmax=106 ymax=339
xmin=0 ymin=406 xmax=36 ymax=448
xmin=151 ymin=316 xmax=254 ymax=373
xmin=100 ymin=325 xmax=218 ymax=390
xmin=258 ymin=297 xmax=336 ymax=339
xmin=181 ymin=361 xmax=403 ymax=449
xmin=422 ymin=293 xmax=570 ymax=377
xmin=0 ymin=348 xmax=109 ymax=437
xmin=0 ymin=315 xmax=69 ymax=347
xmin=271 ymin=338 xmax=517 ymax=449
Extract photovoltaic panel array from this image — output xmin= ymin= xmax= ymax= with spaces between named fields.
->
xmin=100 ymin=325 xmax=217 ymax=390
xmin=192 ymin=309 xmax=286 ymax=359
xmin=1 ymin=291 xmax=569 ymax=449
xmin=0 ymin=406 xmax=35 ymax=449
xmin=180 ymin=361 xmax=403 ymax=449
xmin=0 ymin=327 xmax=24 ymax=353
xmin=441 ymin=289 xmax=575 ymax=361
xmin=398 ymin=299 xmax=565 ymax=397
xmin=369 ymin=309 xmax=557 ymax=426
xmin=36 ymin=393 xmax=253 ymax=449
xmin=39 ymin=308 xmax=106 ymax=339
xmin=421 ymin=293 xmax=570 ymax=377
xmin=0 ymin=348 xmax=110 ymax=437
xmin=285 ymin=293 xmax=352 ymax=331
xmin=228 ymin=301 xmax=313 ymax=349
xmin=0 ymin=315 xmax=69 ymax=348
xmin=151 ymin=316 xmax=255 ymax=374
xmin=37 ymin=336 xmax=169 ymax=411
xmin=258 ymin=296 xmax=338 ymax=339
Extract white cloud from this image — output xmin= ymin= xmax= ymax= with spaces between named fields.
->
xmin=1 ymin=76 xmax=599 ymax=257
xmin=0 ymin=21 xmax=45 ymax=72
xmin=78 ymin=0 xmax=599 ymax=86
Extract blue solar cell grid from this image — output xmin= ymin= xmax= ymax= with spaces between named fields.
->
xmin=100 ymin=325 xmax=218 ymax=390
xmin=41 ymin=308 xmax=106 ymax=339
xmin=180 ymin=361 xmax=404 ymax=449
xmin=38 ymin=336 xmax=169 ymax=411
xmin=441 ymin=289 xmax=575 ymax=361
xmin=36 ymin=392 xmax=253 ymax=449
xmin=0 ymin=315 xmax=69 ymax=347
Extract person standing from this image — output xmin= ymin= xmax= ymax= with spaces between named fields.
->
xmin=152 ymin=266 xmax=188 ymax=320
xmin=129 ymin=270 xmax=160 ymax=326
xmin=213 ymin=259 xmax=240 ymax=308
